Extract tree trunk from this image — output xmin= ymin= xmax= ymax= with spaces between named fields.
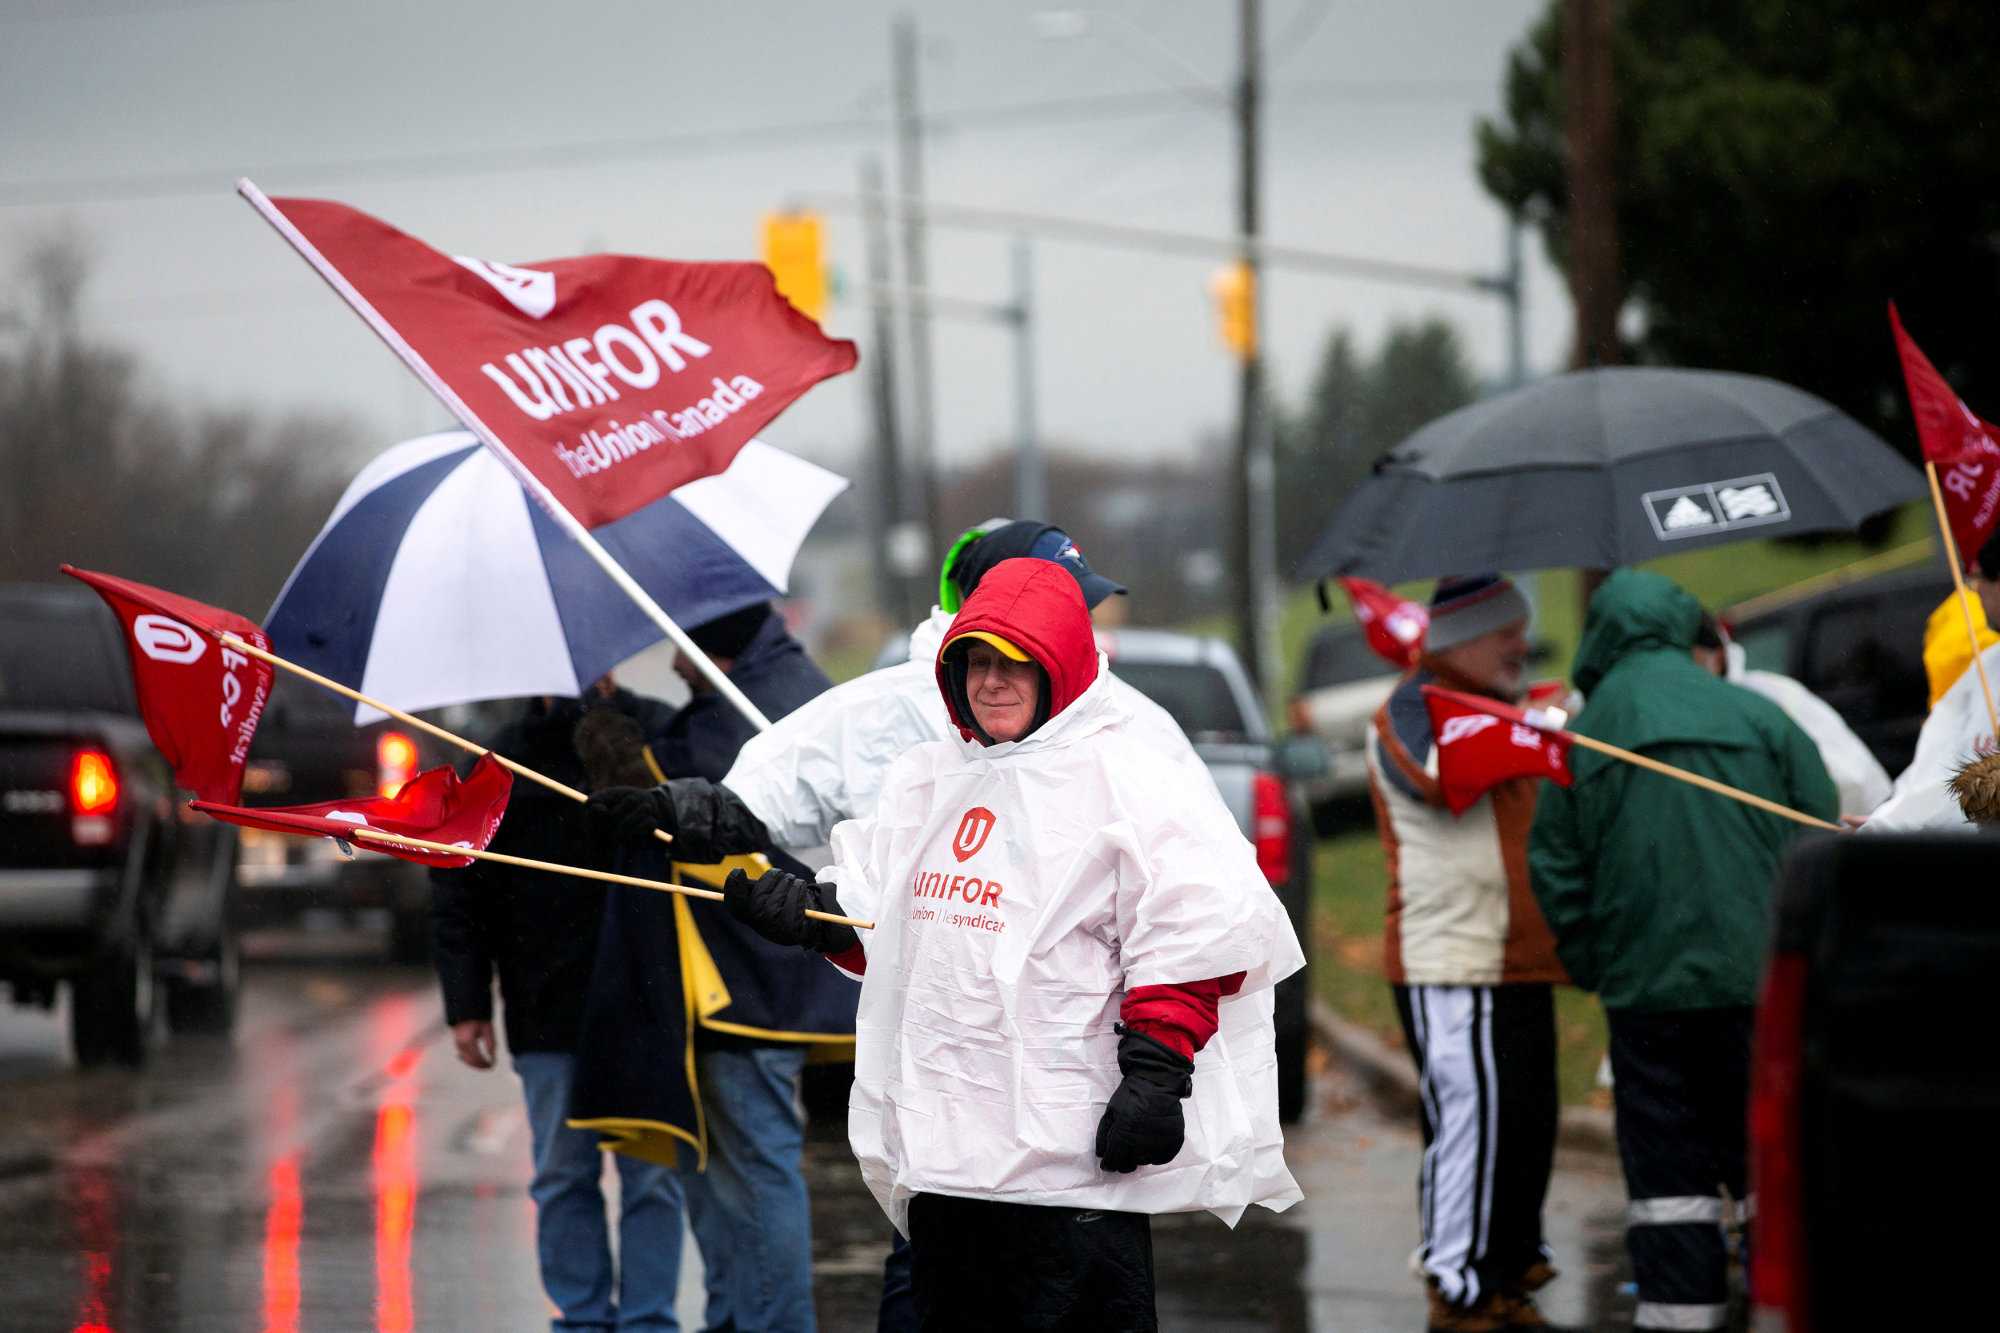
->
xmin=1564 ymin=0 xmax=1620 ymax=369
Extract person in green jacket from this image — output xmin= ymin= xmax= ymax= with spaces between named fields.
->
xmin=1528 ymin=569 xmax=1836 ymax=1333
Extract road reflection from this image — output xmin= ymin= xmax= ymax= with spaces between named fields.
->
xmin=370 ymin=996 xmax=424 ymax=1333
xmin=261 ymin=1154 xmax=302 ymax=1333
xmin=68 ymin=1160 xmax=116 ymax=1333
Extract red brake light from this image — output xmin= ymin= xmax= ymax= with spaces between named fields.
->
xmin=71 ymin=751 xmax=119 ymax=815
xmin=376 ymin=731 xmax=420 ymax=799
xmin=1749 ymin=950 xmax=1812 ymax=1332
xmin=1252 ymin=771 xmax=1292 ymax=885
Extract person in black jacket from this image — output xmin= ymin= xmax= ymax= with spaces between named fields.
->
xmin=430 ymin=678 xmax=684 ymax=1333
xmin=573 ymin=603 xmax=853 ymax=1333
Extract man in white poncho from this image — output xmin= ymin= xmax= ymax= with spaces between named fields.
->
xmin=1862 ymin=635 xmax=2000 ymax=832
xmin=719 ymin=558 xmax=1303 ymax=1332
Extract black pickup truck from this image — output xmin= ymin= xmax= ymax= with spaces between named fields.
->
xmin=0 ymin=583 xmax=241 ymax=1064
xmin=1750 ymin=832 xmax=2000 ymax=1330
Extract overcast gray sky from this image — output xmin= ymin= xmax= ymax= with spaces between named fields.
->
xmin=0 ymin=0 xmax=1567 ymax=474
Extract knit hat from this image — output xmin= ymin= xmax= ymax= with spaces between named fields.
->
xmin=1424 ymin=574 xmax=1530 ymax=652
xmin=686 ymin=602 xmax=772 ymax=658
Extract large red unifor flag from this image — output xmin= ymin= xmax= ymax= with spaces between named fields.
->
xmin=1889 ymin=302 xmax=2000 ymax=565
xmin=1340 ymin=577 xmax=1429 ymax=670
xmin=63 ymin=566 xmax=273 ymax=805
xmin=1421 ymin=685 xmax=1574 ymax=816
xmin=239 ymin=183 xmax=858 ymax=531
xmin=193 ymin=754 xmax=512 ymax=869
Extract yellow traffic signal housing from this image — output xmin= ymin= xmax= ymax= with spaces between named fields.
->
xmin=762 ymin=212 xmax=828 ymax=325
xmin=1211 ymin=260 xmax=1257 ymax=360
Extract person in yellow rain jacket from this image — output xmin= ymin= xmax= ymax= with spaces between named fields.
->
xmin=1923 ymin=538 xmax=2000 ymax=708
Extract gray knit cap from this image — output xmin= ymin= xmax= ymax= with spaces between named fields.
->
xmin=1424 ymin=574 xmax=1530 ymax=653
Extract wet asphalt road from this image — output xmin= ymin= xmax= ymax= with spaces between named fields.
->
xmin=0 ymin=939 xmax=1630 ymax=1331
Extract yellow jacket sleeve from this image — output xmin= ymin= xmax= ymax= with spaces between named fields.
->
xmin=1924 ymin=593 xmax=1999 ymax=708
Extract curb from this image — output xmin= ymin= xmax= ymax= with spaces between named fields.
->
xmin=1309 ymin=997 xmax=1617 ymax=1156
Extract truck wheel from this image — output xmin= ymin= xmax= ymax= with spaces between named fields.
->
xmin=71 ymin=936 xmax=156 ymax=1068
xmin=166 ymin=924 xmax=240 ymax=1035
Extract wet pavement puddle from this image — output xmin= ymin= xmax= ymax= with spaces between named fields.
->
xmin=0 ymin=956 xmax=1627 ymax=1330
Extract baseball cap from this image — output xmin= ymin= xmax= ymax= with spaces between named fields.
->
xmin=944 ymin=521 xmax=1126 ymax=612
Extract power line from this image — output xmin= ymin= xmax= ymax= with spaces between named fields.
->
xmin=797 ymin=192 xmax=1507 ymax=295
xmin=0 ymin=80 xmax=1485 ymax=209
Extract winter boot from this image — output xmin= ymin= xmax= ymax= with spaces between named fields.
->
xmin=1426 ymin=1287 xmax=1511 ymax=1333
xmin=1492 ymin=1262 xmax=1581 ymax=1331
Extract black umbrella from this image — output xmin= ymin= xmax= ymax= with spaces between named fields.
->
xmin=1297 ymin=367 xmax=1926 ymax=583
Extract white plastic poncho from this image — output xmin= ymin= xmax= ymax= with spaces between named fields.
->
xmin=1724 ymin=643 xmax=1891 ymax=818
xmin=1863 ymin=639 xmax=2000 ymax=833
xmin=820 ymin=666 xmax=1305 ymax=1234
xmin=723 ymin=606 xmax=1217 ymax=850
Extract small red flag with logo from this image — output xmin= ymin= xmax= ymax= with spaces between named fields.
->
xmin=1421 ymin=685 xmax=1574 ymax=816
xmin=241 ymin=186 xmax=857 ymax=531
xmin=1340 ymin=577 xmax=1429 ymax=670
xmin=192 ymin=754 xmax=512 ymax=869
xmin=62 ymin=566 xmax=273 ymax=805
xmin=1889 ymin=302 xmax=2000 ymax=564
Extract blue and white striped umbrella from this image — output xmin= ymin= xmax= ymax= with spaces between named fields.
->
xmin=266 ymin=430 xmax=847 ymax=719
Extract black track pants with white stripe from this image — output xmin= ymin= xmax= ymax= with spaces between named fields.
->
xmin=1393 ymin=984 xmax=1558 ymax=1308
xmin=1606 ymin=1006 xmax=1754 ymax=1332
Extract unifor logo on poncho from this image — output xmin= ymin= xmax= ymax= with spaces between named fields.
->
xmin=950 ymin=806 xmax=996 ymax=862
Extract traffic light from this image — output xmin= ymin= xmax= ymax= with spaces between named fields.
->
xmin=1211 ymin=260 xmax=1257 ymax=360
xmin=761 ymin=211 xmax=828 ymax=325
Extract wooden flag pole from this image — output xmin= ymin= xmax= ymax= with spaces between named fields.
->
xmin=218 ymin=632 xmax=672 ymax=845
xmin=1440 ymin=688 xmax=1843 ymax=831
xmin=1562 ymin=732 xmax=1841 ymax=832
xmin=1924 ymin=461 xmax=2000 ymax=739
xmin=348 ymin=828 xmax=874 ymax=930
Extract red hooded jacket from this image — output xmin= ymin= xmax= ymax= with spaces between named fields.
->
xmin=935 ymin=557 xmax=1100 ymax=741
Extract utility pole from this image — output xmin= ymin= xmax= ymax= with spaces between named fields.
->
xmin=1565 ymin=0 xmax=1618 ymax=614
xmin=892 ymin=14 xmax=943 ymax=566
xmin=1234 ymin=0 xmax=1281 ymax=701
xmin=1564 ymin=0 xmax=1619 ymax=369
xmin=1009 ymin=234 xmax=1046 ymax=521
xmin=860 ymin=156 xmax=917 ymax=625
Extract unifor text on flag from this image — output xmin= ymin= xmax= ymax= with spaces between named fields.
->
xmin=193 ymin=754 xmax=512 ymax=869
xmin=62 ymin=566 xmax=273 ymax=805
xmin=1890 ymin=302 xmax=2000 ymax=564
xmin=242 ymin=187 xmax=859 ymax=530
xmin=1421 ymin=685 xmax=1574 ymax=817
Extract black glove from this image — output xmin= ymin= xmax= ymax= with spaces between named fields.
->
xmin=662 ymin=779 xmax=773 ymax=863
xmin=723 ymin=866 xmax=860 ymax=956
xmin=1094 ymin=1025 xmax=1195 ymax=1174
xmin=585 ymin=785 xmax=674 ymax=849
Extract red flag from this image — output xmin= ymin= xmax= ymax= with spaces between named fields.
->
xmin=241 ymin=186 xmax=857 ymax=531
xmin=1421 ymin=685 xmax=1573 ymax=816
xmin=1340 ymin=577 xmax=1429 ymax=670
xmin=1889 ymin=302 xmax=2000 ymax=564
xmin=62 ymin=566 xmax=272 ymax=805
xmin=192 ymin=755 xmax=512 ymax=869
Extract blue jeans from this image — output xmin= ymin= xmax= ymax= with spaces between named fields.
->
xmin=517 ymin=1051 xmax=687 ymax=1332
xmin=678 ymin=1045 xmax=816 ymax=1332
